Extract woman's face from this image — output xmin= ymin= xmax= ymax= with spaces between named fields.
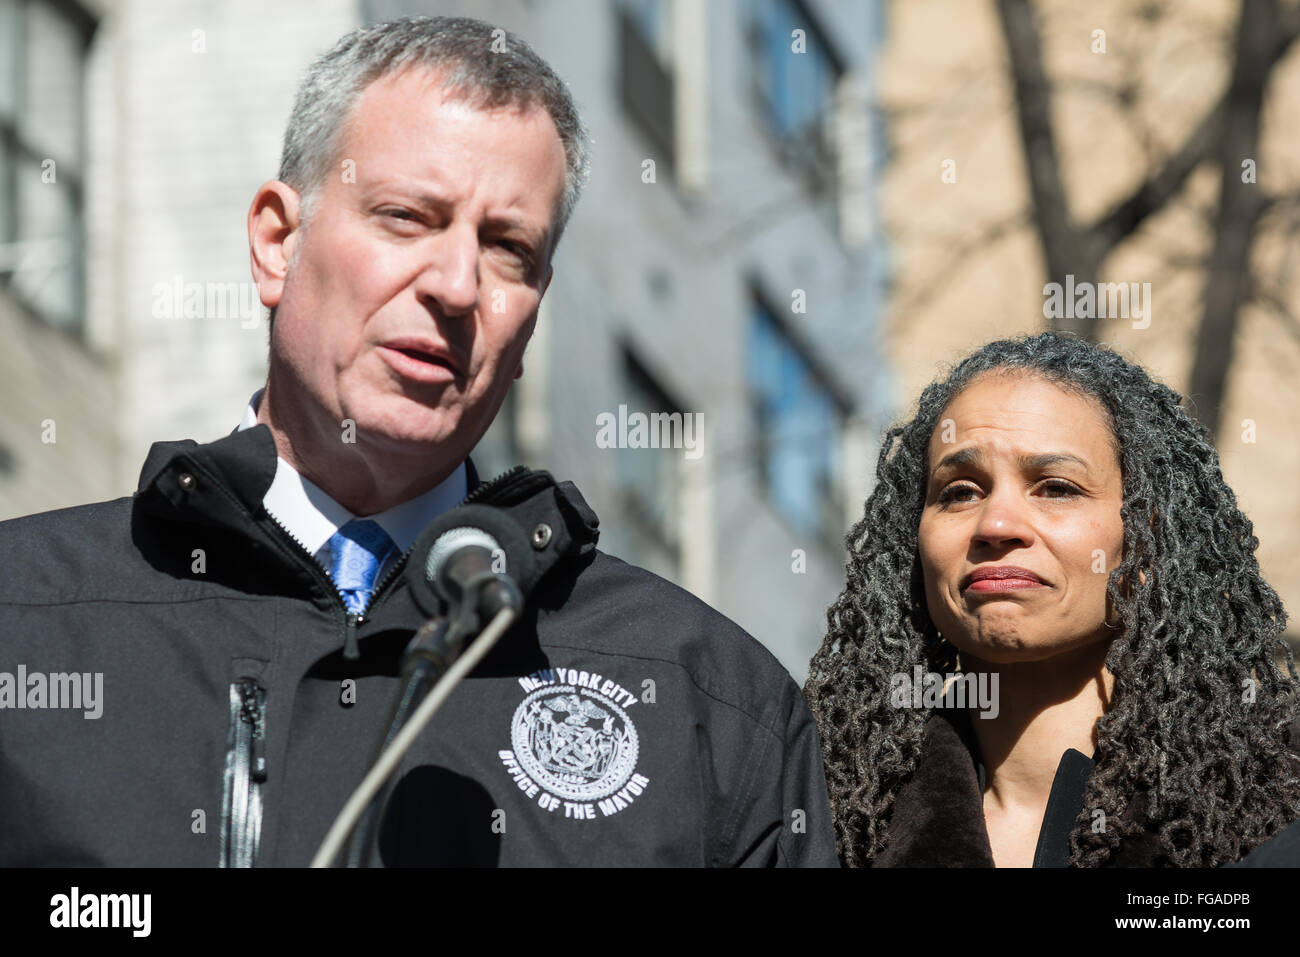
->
xmin=917 ymin=371 xmax=1125 ymax=664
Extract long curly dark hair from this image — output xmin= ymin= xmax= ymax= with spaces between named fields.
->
xmin=805 ymin=332 xmax=1300 ymax=867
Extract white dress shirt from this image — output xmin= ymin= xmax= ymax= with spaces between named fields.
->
xmin=237 ymin=388 xmax=468 ymax=579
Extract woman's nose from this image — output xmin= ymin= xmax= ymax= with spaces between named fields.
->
xmin=971 ymin=489 xmax=1035 ymax=549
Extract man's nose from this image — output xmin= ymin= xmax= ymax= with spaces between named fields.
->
xmin=415 ymin=221 xmax=479 ymax=317
xmin=971 ymin=486 xmax=1035 ymax=550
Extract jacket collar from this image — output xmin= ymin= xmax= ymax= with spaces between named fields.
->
xmin=873 ymin=708 xmax=1095 ymax=868
xmin=136 ymin=424 xmax=281 ymax=532
xmin=132 ymin=424 xmax=600 ymax=608
xmin=136 ymin=424 xmax=487 ymax=518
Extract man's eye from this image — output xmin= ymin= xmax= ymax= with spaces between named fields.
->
xmin=492 ymin=241 xmax=535 ymax=271
xmin=382 ymin=209 xmax=419 ymax=223
xmin=495 ymin=240 xmax=530 ymax=260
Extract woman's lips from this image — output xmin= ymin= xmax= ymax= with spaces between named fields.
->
xmin=962 ymin=566 xmax=1048 ymax=593
xmin=965 ymin=577 xmax=1047 ymax=593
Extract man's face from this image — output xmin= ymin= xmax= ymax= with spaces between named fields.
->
xmin=269 ymin=67 xmax=566 ymax=462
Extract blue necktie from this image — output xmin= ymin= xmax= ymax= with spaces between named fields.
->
xmin=326 ymin=519 xmax=398 ymax=615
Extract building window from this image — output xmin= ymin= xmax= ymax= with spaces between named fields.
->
xmin=0 ymin=0 xmax=94 ymax=334
xmin=748 ymin=0 xmax=842 ymax=195
xmin=614 ymin=347 xmax=682 ymax=579
xmin=748 ymin=291 xmax=845 ymax=544
xmin=617 ymin=0 xmax=675 ymax=167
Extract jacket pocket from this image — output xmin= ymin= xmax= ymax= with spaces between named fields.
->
xmin=220 ymin=677 xmax=267 ymax=867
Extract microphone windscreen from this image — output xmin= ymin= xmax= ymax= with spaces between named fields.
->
xmin=425 ymin=526 xmax=500 ymax=588
xmin=405 ymin=504 xmax=539 ymax=617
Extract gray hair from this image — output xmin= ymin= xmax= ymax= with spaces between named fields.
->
xmin=272 ymin=15 xmax=590 ymax=304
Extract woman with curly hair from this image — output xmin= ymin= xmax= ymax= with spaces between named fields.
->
xmin=805 ymin=332 xmax=1300 ymax=867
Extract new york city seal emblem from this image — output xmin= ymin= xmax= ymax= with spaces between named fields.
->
xmin=499 ymin=668 xmax=650 ymax=820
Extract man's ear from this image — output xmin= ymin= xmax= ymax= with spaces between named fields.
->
xmin=248 ymin=181 xmax=302 ymax=309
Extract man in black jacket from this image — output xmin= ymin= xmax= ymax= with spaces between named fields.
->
xmin=0 ymin=16 xmax=837 ymax=866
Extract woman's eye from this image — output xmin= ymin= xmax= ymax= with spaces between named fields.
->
xmin=1039 ymin=479 xmax=1081 ymax=498
xmin=937 ymin=484 xmax=978 ymax=505
xmin=937 ymin=479 xmax=1081 ymax=506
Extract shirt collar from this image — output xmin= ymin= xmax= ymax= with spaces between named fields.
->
xmin=237 ymin=388 xmax=468 ymax=558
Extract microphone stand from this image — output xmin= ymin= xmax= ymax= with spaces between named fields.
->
xmin=313 ymin=571 xmax=521 ymax=868
xmin=342 ymin=615 xmax=452 ymax=868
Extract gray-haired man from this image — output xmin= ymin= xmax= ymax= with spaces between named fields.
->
xmin=0 ymin=16 xmax=838 ymax=867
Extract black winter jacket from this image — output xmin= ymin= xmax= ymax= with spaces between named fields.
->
xmin=0 ymin=424 xmax=838 ymax=867
xmin=873 ymin=707 xmax=1300 ymax=867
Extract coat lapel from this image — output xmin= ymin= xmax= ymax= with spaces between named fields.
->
xmin=873 ymin=710 xmax=995 ymax=867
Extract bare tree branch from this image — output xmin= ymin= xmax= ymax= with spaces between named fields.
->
xmin=991 ymin=0 xmax=1300 ymax=441
xmin=1274 ymin=0 xmax=1300 ymax=54
xmin=1249 ymin=285 xmax=1300 ymax=347
xmin=1089 ymin=2 xmax=1300 ymax=257
xmin=1187 ymin=0 xmax=1279 ymax=436
xmin=1089 ymin=99 xmax=1225 ymax=256
xmin=893 ymin=210 xmax=1032 ymax=315
xmin=1244 ymin=187 xmax=1300 ymax=347
xmin=995 ymin=0 xmax=1100 ymax=336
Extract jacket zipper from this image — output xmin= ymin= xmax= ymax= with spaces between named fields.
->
xmin=214 ymin=463 xmax=526 ymax=865
xmin=255 ymin=464 xmax=528 ymax=650
xmin=354 ymin=464 xmax=528 ymax=620
xmin=220 ymin=678 xmax=267 ymax=867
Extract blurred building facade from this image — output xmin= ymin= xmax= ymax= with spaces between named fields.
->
xmin=0 ymin=0 xmax=888 ymax=680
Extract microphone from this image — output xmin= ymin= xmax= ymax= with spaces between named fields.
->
xmin=406 ymin=504 xmax=539 ymax=622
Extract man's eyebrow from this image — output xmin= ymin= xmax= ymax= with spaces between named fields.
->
xmin=366 ymin=180 xmax=448 ymax=202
